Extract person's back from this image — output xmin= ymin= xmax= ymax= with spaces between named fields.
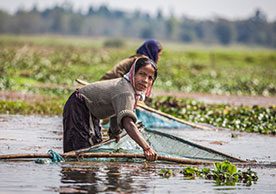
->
xmin=100 ymin=39 xmax=162 ymax=80
xmin=100 ymin=55 xmax=143 ymax=80
xmin=78 ymin=77 xmax=136 ymax=121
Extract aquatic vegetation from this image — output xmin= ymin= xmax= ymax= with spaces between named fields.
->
xmin=1 ymin=96 xmax=275 ymax=135
xmin=0 ymin=36 xmax=275 ymax=135
xmin=150 ymin=96 xmax=276 ymax=135
xmin=0 ymin=100 xmax=63 ymax=115
xmin=156 ymin=50 xmax=276 ymax=96
xmin=179 ymin=166 xmax=201 ymax=179
xmin=0 ymin=96 xmax=274 ymax=135
xmin=211 ymin=161 xmax=239 ymax=185
xmin=158 ymin=168 xmax=175 ymax=178
xmin=235 ymin=168 xmax=259 ymax=186
xmin=0 ymin=35 xmax=275 ymax=96
xmin=158 ymin=161 xmax=258 ymax=186
xmin=180 ymin=161 xmax=258 ymax=186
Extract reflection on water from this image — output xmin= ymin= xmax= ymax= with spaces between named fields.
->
xmin=60 ymin=162 xmax=151 ymax=193
xmin=1 ymin=160 xmax=276 ymax=194
xmin=0 ymin=114 xmax=276 ymax=193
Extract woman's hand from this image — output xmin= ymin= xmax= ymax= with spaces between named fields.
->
xmin=122 ymin=117 xmax=158 ymax=161
xmin=143 ymin=147 xmax=158 ymax=161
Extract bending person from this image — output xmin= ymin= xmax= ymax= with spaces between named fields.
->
xmin=63 ymin=57 xmax=158 ymax=161
xmin=99 ymin=39 xmax=162 ymax=139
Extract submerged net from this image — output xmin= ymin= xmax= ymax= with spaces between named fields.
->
xmin=84 ymin=128 xmax=239 ymax=162
xmin=80 ymin=106 xmax=241 ymax=162
xmin=135 ymin=107 xmax=190 ymax=129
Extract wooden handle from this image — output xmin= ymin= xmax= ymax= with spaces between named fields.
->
xmin=0 ymin=152 xmax=216 ymax=165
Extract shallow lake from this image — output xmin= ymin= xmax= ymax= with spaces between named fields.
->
xmin=0 ymin=115 xmax=276 ymax=193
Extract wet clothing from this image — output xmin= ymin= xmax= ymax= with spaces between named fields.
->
xmin=63 ymin=91 xmax=102 ymax=153
xmin=63 ymin=78 xmax=138 ymax=153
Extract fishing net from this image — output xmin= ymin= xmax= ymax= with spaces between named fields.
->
xmin=35 ymin=149 xmax=64 ymax=164
xmin=135 ymin=107 xmax=191 ymax=129
xmin=80 ymin=107 xmax=240 ymax=162
xmin=82 ymin=128 xmax=238 ymax=162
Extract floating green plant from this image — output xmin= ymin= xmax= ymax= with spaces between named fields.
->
xmin=180 ymin=161 xmax=258 ymax=186
xmin=158 ymin=168 xmax=175 ymax=178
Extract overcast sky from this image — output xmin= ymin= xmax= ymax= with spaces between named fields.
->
xmin=1 ymin=0 xmax=276 ymax=21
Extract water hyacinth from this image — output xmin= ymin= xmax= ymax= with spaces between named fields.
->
xmin=158 ymin=168 xmax=175 ymax=178
xmin=158 ymin=161 xmax=258 ymax=186
xmin=179 ymin=161 xmax=258 ymax=186
xmin=150 ymin=96 xmax=276 ymax=135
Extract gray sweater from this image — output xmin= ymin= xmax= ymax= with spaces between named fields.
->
xmin=78 ymin=77 xmax=137 ymax=129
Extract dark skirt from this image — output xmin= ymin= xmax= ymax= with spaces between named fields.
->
xmin=63 ymin=91 xmax=102 ymax=153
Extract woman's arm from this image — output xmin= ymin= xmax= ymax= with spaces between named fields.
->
xmin=122 ymin=116 xmax=157 ymax=161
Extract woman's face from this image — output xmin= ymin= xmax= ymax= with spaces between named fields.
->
xmin=134 ymin=64 xmax=155 ymax=92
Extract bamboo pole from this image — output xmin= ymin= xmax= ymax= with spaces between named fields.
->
xmin=3 ymin=152 xmax=269 ymax=167
xmin=65 ymin=152 xmax=217 ymax=165
xmin=0 ymin=153 xmax=51 ymax=159
xmin=0 ymin=152 xmax=217 ymax=165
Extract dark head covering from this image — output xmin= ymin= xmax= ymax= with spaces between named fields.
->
xmin=136 ymin=39 xmax=162 ymax=63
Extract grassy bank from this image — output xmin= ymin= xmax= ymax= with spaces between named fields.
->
xmin=1 ymin=35 xmax=275 ymax=96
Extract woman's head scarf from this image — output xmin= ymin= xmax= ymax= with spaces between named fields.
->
xmin=136 ymin=39 xmax=162 ymax=63
xmin=124 ymin=57 xmax=157 ymax=102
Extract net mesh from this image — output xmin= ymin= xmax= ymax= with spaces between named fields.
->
xmin=85 ymin=128 xmax=236 ymax=161
xmin=135 ymin=108 xmax=190 ymax=129
xmin=82 ymin=107 xmax=240 ymax=162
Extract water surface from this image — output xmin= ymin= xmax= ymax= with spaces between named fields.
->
xmin=0 ymin=115 xmax=275 ymax=193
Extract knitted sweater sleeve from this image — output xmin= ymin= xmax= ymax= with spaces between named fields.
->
xmin=112 ymin=92 xmax=137 ymax=130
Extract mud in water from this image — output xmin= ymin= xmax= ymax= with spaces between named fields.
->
xmin=0 ymin=114 xmax=276 ymax=193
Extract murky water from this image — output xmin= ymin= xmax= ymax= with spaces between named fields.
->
xmin=0 ymin=115 xmax=276 ymax=193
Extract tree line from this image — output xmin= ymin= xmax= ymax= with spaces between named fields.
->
xmin=0 ymin=4 xmax=276 ymax=48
